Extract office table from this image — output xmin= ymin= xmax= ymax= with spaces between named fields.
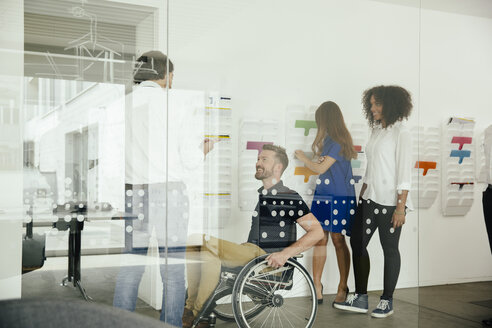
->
xmin=54 ymin=205 xmax=136 ymax=301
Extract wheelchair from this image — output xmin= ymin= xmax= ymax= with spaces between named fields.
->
xmin=191 ymin=253 xmax=318 ymax=328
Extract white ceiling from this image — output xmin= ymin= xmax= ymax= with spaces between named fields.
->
xmin=372 ymin=0 xmax=492 ymax=19
xmin=23 ymin=0 xmax=155 ymax=80
xmin=24 ymin=0 xmax=156 ymax=26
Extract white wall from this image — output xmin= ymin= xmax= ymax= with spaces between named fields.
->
xmin=418 ymin=5 xmax=492 ymax=286
xmin=169 ymin=0 xmax=421 ymax=295
xmin=0 ymin=0 xmax=24 ymax=300
xmin=2 ymin=0 xmax=489 ymax=303
xmin=168 ymin=0 xmax=492 ymax=294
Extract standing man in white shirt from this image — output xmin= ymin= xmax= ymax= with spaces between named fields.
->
xmin=113 ymin=51 xmax=213 ymax=327
xmin=335 ymin=85 xmax=413 ymax=318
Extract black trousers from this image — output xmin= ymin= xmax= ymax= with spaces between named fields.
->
xmin=483 ymin=185 xmax=492 ymax=254
xmin=350 ymin=199 xmax=402 ymax=300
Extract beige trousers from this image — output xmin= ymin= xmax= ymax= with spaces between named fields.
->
xmin=185 ymin=235 xmax=266 ymax=316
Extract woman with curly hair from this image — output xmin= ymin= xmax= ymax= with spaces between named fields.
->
xmin=295 ymin=101 xmax=357 ymax=306
xmin=334 ymin=85 xmax=413 ymax=318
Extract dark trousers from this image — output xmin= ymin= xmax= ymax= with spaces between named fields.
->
xmin=350 ymin=199 xmax=402 ymax=300
xmin=483 ymin=186 xmax=492 ymax=254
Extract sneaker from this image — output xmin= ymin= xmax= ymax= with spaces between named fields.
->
xmin=333 ymin=293 xmax=368 ymax=313
xmin=371 ymin=298 xmax=394 ymax=318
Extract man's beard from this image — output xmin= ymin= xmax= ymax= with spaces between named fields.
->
xmin=255 ymin=166 xmax=273 ymax=180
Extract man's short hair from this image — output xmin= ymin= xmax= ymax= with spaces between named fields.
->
xmin=262 ymin=144 xmax=289 ymax=173
xmin=133 ymin=51 xmax=174 ymax=84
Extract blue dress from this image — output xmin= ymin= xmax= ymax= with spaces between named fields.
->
xmin=310 ymin=136 xmax=356 ymax=236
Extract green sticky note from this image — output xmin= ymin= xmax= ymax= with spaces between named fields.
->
xmin=295 ymin=120 xmax=317 ymax=136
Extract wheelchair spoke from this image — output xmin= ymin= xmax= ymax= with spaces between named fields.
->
xmin=247 ymin=311 xmax=262 ymax=326
xmin=234 ymin=257 xmax=317 ymax=328
xmin=285 ymin=304 xmax=309 ymax=321
xmin=275 ymin=308 xmax=285 ymax=328
xmin=283 ymin=301 xmax=312 ymax=311
xmin=277 ymin=307 xmax=297 ymax=328
xmin=272 ymin=308 xmax=279 ymax=328
xmin=258 ymin=307 xmax=276 ymax=328
xmin=247 ymin=308 xmax=264 ymax=327
xmin=246 ymin=277 xmax=271 ymax=294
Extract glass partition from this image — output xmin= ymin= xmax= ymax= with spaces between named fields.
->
xmin=1 ymin=1 xmax=492 ymax=328
xmin=15 ymin=0 xmax=174 ymax=323
xmin=170 ymin=0 xmax=420 ymax=327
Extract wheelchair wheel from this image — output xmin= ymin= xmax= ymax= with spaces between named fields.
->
xmin=232 ymin=255 xmax=317 ymax=328
xmin=213 ymin=287 xmax=266 ymax=321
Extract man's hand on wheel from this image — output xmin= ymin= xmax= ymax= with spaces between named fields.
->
xmin=266 ymin=252 xmax=289 ymax=269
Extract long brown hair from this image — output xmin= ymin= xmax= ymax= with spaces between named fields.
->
xmin=312 ymin=101 xmax=357 ymax=160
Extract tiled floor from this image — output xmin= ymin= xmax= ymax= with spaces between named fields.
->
xmin=20 ymin=257 xmax=492 ymax=328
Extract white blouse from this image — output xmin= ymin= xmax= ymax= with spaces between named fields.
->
xmin=362 ymin=121 xmax=414 ymax=210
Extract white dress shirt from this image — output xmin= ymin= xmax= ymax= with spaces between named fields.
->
xmin=362 ymin=121 xmax=414 ymax=210
xmin=483 ymin=125 xmax=492 ymax=186
xmin=125 ymin=81 xmax=205 ymax=185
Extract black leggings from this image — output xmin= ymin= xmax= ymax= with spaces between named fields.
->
xmin=350 ymin=199 xmax=402 ymax=300
xmin=483 ymin=186 xmax=492 ymax=254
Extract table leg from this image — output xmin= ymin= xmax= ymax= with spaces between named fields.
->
xmin=124 ymin=219 xmax=133 ymax=253
xmin=74 ymin=223 xmax=81 ymax=283
xmin=61 ymin=229 xmax=75 ymax=287
xmin=73 ymin=220 xmax=91 ymax=300
xmin=61 ymin=219 xmax=91 ymax=301
xmin=69 ymin=229 xmax=75 ymax=286
xmin=61 ymin=276 xmax=70 ymax=287
xmin=76 ymin=280 xmax=93 ymax=301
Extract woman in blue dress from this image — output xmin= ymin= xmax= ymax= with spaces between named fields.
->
xmin=295 ymin=101 xmax=357 ymax=305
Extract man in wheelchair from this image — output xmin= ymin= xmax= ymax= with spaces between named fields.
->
xmin=183 ymin=144 xmax=324 ymax=328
